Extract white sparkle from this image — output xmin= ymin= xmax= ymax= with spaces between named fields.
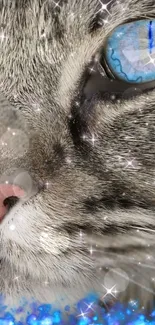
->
xmin=91 ymin=134 xmax=97 ymax=146
xmin=96 ymin=0 xmax=113 ymax=16
xmin=68 ymin=114 xmax=72 ymax=120
xmin=124 ymin=159 xmax=135 ymax=169
xmin=116 ymin=32 xmax=123 ymax=38
xmin=45 ymin=181 xmax=50 ymax=189
xmin=52 ymin=0 xmax=61 ymax=8
xmin=1 ymin=141 xmax=7 ymax=146
xmin=0 ymin=31 xmax=7 ymax=42
xmin=82 ymin=134 xmax=87 ymax=141
xmin=99 ymin=18 xmax=109 ymax=26
xmin=79 ymin=230 xmax=83 ymax=237
xmin=76 ymin=309 xmax=88 ymax=319
xmin=89 ymin=66 xmax=96 ymax=73
xmin=84 ymin=301 xmax=95 ymax=312
xmin=101 ymin=284 xmax=118 ymax=299
xmin=89 ymin=246 xmax=93 ymax=255
xmin=130 ymin=300 xmax=138 ymax=308
xmin=111 ymin=94 xmax=116 ymax=100
xmin=44 ymin=280 xmax=49 ymax=286
xmin=65 ymin=157 xmax=72 ymax=164
xmin=144 ymin=53 xmax=155 ymax=67
xmin=75 ymin=101 xmax=80 ymax=107
xmin=9 ymin=224 xmax=16 ymax=231
xmin=14 ymin=276 xmax=20 ymax=281
xmin=70 ymin=52 xmax=75 ymax=58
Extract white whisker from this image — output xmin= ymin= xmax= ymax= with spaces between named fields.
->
xmin=103 ymin=251 xmax=155 ymax=270
xmin=129 ymin=225 xmax=155 ymax=233
xmin=112 ymin=268 xmax=155 ymax=295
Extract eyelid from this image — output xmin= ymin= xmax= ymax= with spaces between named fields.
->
xmin=101 ymin=54 xmax=155 ymax=90
xmin=84 ymin=65 xmax=155 ymax=99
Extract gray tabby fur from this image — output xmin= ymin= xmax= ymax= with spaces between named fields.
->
xmin=0 ymin=0 xmax=155 ymax=312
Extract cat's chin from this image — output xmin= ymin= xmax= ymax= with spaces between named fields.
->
xmin=3 ymin=274 xmax=155 ymax=315
xmin=2 ymin=279 xmax=101 ymax=312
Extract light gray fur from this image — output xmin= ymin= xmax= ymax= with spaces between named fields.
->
xmin=0 ymin=0 xmax=155 ymax=312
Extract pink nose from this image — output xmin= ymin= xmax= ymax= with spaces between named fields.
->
xmin=0 ymin=184 xmax=25 ymax=222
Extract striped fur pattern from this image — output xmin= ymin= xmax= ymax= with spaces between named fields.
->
xmin=0 ymin=0 xmax=155 ymax=311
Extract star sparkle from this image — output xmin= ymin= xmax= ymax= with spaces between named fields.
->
xmin=125 ymin=159 xmax=135 ymax=169
xmin=81 ymin=133 xmax=98 ymax=146
xmin=96 ymin=0 xmax=113 ymax=16
xmin=99 ymin=18 xmax=109 ymax=26
xmin=90 ymin=134 xmax=97 ymax=147
xmin=101 ymin=284 xmax=118 ymax=299
xmin=144 ymin=53 xmax=155 ymax=67
xmin=129 ymin=300 xmax=139 ymax=310
xmin=82 ymin=134 xmax=87 ymax=141
xmin=75 ymin=101 xmax=80 ymax=107
xmin=0 ymin=31 xmax=7 ymax=42
xmin=122 ymin=158 xmax=139 ymax=170
xmin=44 ymin=181 xmax=51 ymax=189
xmin=76 ymin=308 xmax=89 ymax=319
xmin=13 ymin=276 xmax=20 ymax=281
xmin=52 ymin=0 xmax=61 ymax=9
xmin=146 ymin=255 xmax=152 ymax=260
xmin=89 ymin=246 xmax=93 ymax=255
xmin=79 ymin=230 xmax=83 ymax=237
xmin=84 ymin=301 xmax=95 ymax=312
xmin=88 ymin=66 xmax=96 ymax=73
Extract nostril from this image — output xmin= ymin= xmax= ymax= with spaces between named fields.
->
xmin=0 ymin=184 xmax=25 ymax=222
xmin=3 ymin=196 xmax=19 ymax=211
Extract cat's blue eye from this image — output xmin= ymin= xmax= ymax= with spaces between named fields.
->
xmin=105 ymin=20 xmax=155 ymax=84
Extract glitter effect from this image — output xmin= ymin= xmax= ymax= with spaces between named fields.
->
xmin=101 ymin=284 xmax=118 ymax=299
xmin=145 ymin=53 xmax=155 ymax=67
xmin=0 ymin=295 xmax=155 ymax=324
xmin=0 ymin=31 xmax=7 ymax=42
xmin=96 ymin=0 xmax=113 ymax=16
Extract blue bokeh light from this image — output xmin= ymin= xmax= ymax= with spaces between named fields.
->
xmin=0 ymin=294 xmax=154 ymax=325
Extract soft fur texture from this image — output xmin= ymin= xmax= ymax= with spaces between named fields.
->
xmin=0 ymin=0 xmax=155 ymax=311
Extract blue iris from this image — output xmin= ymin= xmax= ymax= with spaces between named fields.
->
xmin=105 ymin=20 xmax=155 ymax=83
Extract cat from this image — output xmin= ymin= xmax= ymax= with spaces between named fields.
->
xmin=0 ymin=0 xmax=155 ymax=313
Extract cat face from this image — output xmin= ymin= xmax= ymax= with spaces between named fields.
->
xmin=0 ymin=0 xmax=155 ymax=308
